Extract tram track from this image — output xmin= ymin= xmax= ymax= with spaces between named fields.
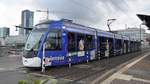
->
xmin=59 ymin=49 xmax=150 ymax=84
xmin=24 ymin=48 xmax=150 ymax=84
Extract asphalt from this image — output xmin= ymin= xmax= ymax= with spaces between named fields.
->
xmin=0 ymin=47 xmax=50 ymax=84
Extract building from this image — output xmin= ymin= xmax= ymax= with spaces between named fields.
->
xmin=20 ymin=10 xmax=34 ymax=35
xmin=0 ymin=27 xmax=10 ymax=38
xmin=116 ymin=28 xmax=145 ymax=41
xmin=115 ymin=27 xmax=149 ymax=48
xmin=0 ymin=27 xmax=10 ymax=46
xmin=5 ymin=35 xmax=27 ymax=46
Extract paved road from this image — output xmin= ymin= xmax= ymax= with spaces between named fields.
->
xmin=0 ymin=47 xmax=53 ymax=84
xmin=0 ymin=53 xmax=25 ymax=84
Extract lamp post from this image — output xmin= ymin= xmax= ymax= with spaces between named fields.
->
xmin=139 ymin=20 xmax=146 ymax=49
xmin=107 ymin=19 xmax=116 ymax=32
xmin=139 ymin=24 xmax=142 ymax=42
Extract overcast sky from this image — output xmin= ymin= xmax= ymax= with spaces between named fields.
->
xmin=0 ymin=0 xmax=150 ymax=35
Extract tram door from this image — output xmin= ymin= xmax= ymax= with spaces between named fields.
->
xmin=108 ymin=38 xmax=113 ymax=57
xmin=99 ymin=37 xmax=111 ymax=58
xmin=128 ymin=41 xmax=130 ymax=53
xmin=124 ymin=41 xmax=128 ymax=54
xmin=130 ymin=41 xmax=133 ymax=52
xmin=99 ymin=37 xmax=106 ymax=58
xmin=67 ymin=32 xmax=76 ymax=63
xmin=115 ymin=39 xmax=122 ymax=55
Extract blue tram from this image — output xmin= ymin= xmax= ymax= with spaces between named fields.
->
xmin=22 ymin=19 xmax=141 ymax=67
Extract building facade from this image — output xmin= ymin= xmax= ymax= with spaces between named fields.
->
xmin=20 ymin=10 xmax=34 ymax=35
xmin=0 ymin=27 xmax=10 ymax=45
xmin=116 ymin=28 xmax=149 ymax=48
xmin=5 ymin=35 xmax=27 ymax=46
xmin=0 ymin=27 xmax=10 ymax=38
xmin=116 ymin=28 xmax=146 ymax=41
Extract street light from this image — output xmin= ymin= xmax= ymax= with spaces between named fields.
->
xmin=139 ymin=20 xmax=146 ymax=49
xmin=139 ymin=20 xmax=146 ymax=42
xmin=107 ymin=19 xmax=116 ymax=32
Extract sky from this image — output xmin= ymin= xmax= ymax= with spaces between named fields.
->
xmin=0 ymin=0 xmax=150 ymax=35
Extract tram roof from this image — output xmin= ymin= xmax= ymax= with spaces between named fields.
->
xmin=60 ymin=19 xmax=130 ymax=39
xmin=60 ymin=19 xmax=115 ymax=37
xmin=35 ymin=19 xmax=131 ymax=40
xmin=97 ymin=30 xmax=114 ymax=38
xmin=35 ymin=20 xmax=53 ymax=26
xmin=63 ymin=21 xmax=96 ymax=35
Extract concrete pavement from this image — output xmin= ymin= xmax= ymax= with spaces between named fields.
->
xmin=101 ymin=51 xmax=150 ymax=84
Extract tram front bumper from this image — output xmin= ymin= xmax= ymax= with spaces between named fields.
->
xmin=22 ymin=57 xmax=41 ymax=67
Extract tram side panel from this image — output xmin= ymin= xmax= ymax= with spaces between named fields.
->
xmin=67 ymin=32 xmax=96 ymax=64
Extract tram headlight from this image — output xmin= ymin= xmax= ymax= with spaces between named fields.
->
xmin=62 ymin=26 xmax=66 ymax=29
xmin=68 ymin=53 xmax=71 ymax=57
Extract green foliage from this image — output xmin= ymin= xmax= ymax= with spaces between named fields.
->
xmin=18 ymin=75 xmax=57 ymax=84
xmin=41 ymin=79 xmax=49 ymax=84
xmin=18 ymin=80 xmax=27 ymax=84
xmin=33 ymin=80 xmax=41 ymax=84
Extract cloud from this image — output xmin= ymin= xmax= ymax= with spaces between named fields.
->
xmin=0 ymin=0 xmax=150 ymax=35
xmin=34 ymin=0 xmax=135 ymax=30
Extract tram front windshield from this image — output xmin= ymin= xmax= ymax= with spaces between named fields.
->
xmin=25 ymin=26 xmax=48 ymax=51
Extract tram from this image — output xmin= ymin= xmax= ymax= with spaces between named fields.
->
xmin=22 ymin=19 xmax=141 ymax=67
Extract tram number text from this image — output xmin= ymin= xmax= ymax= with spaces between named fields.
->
xmin=51 ymin=56 xmax=64 ymax=61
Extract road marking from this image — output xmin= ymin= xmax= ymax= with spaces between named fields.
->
xmin=117 ymin=53 xmax=150 ymax=73
xmin=101 ymin=52 xmax=150 ymax=84
xmin=29 ymin=73 xmax=55 ymax=78
xmin=113 ymin=73 xmax=133 ymax=81
xmin=74 ymin=64 xmax=92 ymax=68
xmin=0 ymin=67 xmax=15 ymax=72
xmin=0 ymin=66 xmax=23 ymax=72
xmin=0 ymin=68 xmax=5 ymax=71
xmin=132 ymin=77 xmax=150 ymax=83
xmin=103 ymin=73 xmax=150 ymax=84
xmin=8 ymin=55 xmax=21 ymax=57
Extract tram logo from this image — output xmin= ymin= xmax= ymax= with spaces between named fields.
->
xmin=50 ymin=56 xmax=65 ymax=61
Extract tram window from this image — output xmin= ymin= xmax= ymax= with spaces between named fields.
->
xmin=68 ymin=32 xmax=75 ymax=52
xmin=77 ymin=34 xmax=85 ymax=51
xmin=116 ymin=40 xmax=121 ymax=49
xmin=45 ymin=30 xmax=62 ymax=50
xmin=85 ymin=35 xmax=93 ymax=49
